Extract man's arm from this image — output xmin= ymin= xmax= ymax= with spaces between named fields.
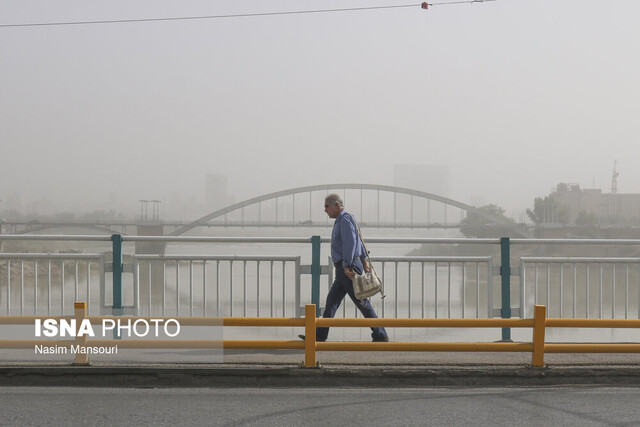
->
xmin=340 ymin=217 xmax=358 ymax=277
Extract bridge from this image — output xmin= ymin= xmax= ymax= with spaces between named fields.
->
xmin=0 ymin=184 xmax=529 ymax=237
xmin=170 ymin=183 xmax=527 ymax=236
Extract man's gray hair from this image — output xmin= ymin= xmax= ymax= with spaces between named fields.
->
xmin=325 ymin=193 xmax=344 ymax=207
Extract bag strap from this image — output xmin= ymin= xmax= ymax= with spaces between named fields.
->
xmin=345 ymin=214 xmax=385 ymax=298
xmin=344 ymin=214 xmax=370 ymax=261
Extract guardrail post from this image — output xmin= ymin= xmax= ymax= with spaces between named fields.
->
xmin=111 ymin=234 xmax=123 ymax=315
xmin=500 ymin=237 xmax=511 ymax=341
xmin=304 ymin=304 xmax=317 ymax=367
xmin=73 ymin=301 xmax=90 ymax=366
xmin=311 ymin=236 xmax=321 ymax=317
xmin=532 ymin=304 xmax=546 ymax=367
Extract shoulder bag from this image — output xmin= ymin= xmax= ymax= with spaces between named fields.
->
xmin=347 ymin=215 xmax=385 ymax=300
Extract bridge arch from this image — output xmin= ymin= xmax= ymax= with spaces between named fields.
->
xmin=171 ymin=183 xmax=526 ymax=236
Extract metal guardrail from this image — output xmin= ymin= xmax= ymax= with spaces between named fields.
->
xmin=519 ymin=257 xmax=640 ymax=319
xmin=0 ymin=253 xmax=105 ymax=316
xmin=131 ymin=254 xmax=301 ymax=318
xmin=3 ymin=235 xmax=640 ymax=345
xmin=0 ymin=235 xmax=499 ymax=321
xmin=0 ymin=251 xmax=493 ymax=321
xmin=2 ymin=303 xmax=640 ymax=368
xmin=509 ymin=239 xmax=640 ymax=341
xmin=367 ymin=256 xmax=493 ymax=319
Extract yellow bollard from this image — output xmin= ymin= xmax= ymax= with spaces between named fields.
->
xmin=304 ymin=304 xmax=317 ymax=367
xmin=73 ymin=302 xmax=91 ymax=366
xmin=532 ymin=305 xmax=546 ymax=367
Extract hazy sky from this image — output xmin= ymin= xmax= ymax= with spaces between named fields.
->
xmin=1 ymin=0 xmax=639 ymax=218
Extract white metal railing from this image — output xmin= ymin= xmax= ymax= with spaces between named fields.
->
xmin=129 ymin=255 xmax=495 ymax=319
xmin=131 ymin=254 xmax=301 ymax=317
xmin=4 ymin=234 xmax=640 ymax=321
xmin=123 ymin=236 xmax=501 ymax=319
xmin=330 ymin=256 xmax=494 ymax=319
xmin=519 ymin=257 xmax=640 ymax=319
xmin=0 ymin=235 xmax=499 ymax=319
xmin=0 ymin=253 xmax=105 ymax=315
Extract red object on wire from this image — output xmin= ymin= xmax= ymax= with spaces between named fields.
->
xmin=421 ymin=2 xmax=429 ymax=9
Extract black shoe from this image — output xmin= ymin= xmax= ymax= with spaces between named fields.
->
xmin=298 ymin=334 xmax=326 ymax=342
xmin=372 ymin=336 xmax=389 ymax=342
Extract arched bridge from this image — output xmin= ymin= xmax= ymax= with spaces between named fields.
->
xmin=170 ymin=183 xmax=529 ymax=237
xmin=0 ymin=222 xmax=129 ymax=235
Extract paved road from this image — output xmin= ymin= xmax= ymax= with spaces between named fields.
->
xmin=2 ymin=386 xmax=640 ymax=426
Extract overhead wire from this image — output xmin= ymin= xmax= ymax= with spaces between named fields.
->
xmin=0 ymin=0 xmax=497 ymax=28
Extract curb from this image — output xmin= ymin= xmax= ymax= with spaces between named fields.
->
xmin=3 ymin=365 xmax=640 ymax=387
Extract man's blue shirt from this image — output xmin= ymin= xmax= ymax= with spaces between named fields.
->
xmin=331 ymin=210 xmax=367 ymax=273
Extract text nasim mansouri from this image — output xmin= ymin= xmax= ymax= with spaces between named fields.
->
xmin=35 ymin=344 xmax=119 ymax=354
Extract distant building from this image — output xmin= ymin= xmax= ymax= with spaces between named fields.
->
xmin=205 ymin=173 xmax=230 ymax=211
xmin=550 ymin=183 xmax=640 ymax=225
xmin=393 ymin=164 xmax=449 ymax=197
xmin=5 ymin=193 xmax=22 ymax=213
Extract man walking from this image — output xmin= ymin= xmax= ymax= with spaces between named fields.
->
xmin=300 ymin=193 xmax=389 ymax=342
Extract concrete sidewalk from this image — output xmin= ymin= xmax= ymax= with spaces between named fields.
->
xmin=222 ymin=348 xmax=640 ymax=367
xmin=1 ymin=349 xmax=640 ymax=387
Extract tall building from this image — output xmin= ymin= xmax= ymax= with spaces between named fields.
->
xmin=393 ymin=164 xmax=450 ymax=197
xmin=5 ymin=193 xmax=22 ymax=213
xmin=204 ymin=173 xmax=229 ymax=211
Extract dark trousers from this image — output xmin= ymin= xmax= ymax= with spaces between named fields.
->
xmin=316 ymin=265 xmax=388 ymax=341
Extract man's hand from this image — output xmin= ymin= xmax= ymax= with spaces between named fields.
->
xmin=344 ymin=267 xmax=355 ymax=279
xmin=363 ymin=260 xmax=370 ymax=273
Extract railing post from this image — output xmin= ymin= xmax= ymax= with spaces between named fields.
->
xmin=111 ymin=234 xmax=123 ymax=316
xmin=311 ymin=236 xmax=321 ymax=317
xmin=73 ymin=301 xmax=90 ymax=366
xmin=304 ymin=304 xmax=317 ymax=367
xmin=500 ymin=237 xmax=511 ymax=341
xmin=532 ymin=304 xmax=546 ymax=367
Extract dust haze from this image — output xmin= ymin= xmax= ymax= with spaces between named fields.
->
xmin=1 ymin=0 xmax=639 ymax=220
